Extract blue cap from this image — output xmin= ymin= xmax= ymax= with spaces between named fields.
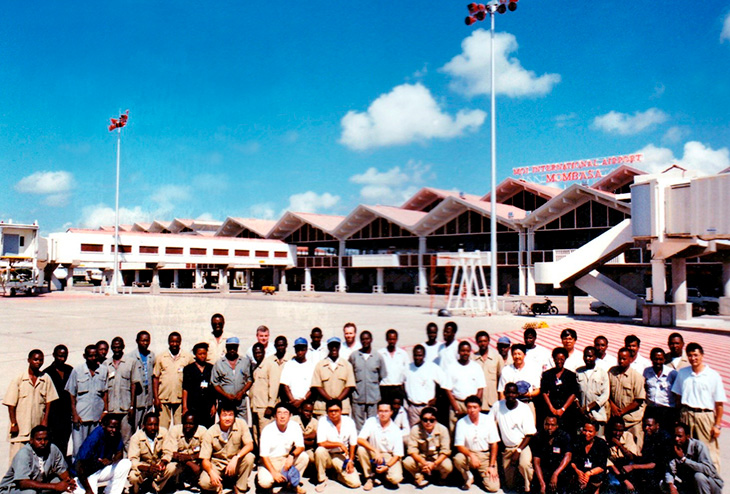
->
xmin=327 ymin=336 xmax=341 ymax=346
xmin=497 ymin=336 xmax=511 ymax=345
xmin=515 ymin=380 xmax=531 ymax=395
xmin=225 ymin=337 xmax=240 ymax=345
xmin=294 ymin=337 xmax=308 ymax=347
xmin=283 ymin=466 xmax=300 ymax=487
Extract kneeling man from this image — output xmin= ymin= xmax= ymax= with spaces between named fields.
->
xmin=454 ymin=395 xmax=500 ymax=492
xmin=257 ymin=403 xmax=308 ymax=493
xmin=403 ymin=407 xmax=452 ymax=488
xmin=356 ymin=401 xmax=404 ymax=490
xmin=128 ymin=413 xmax=176 ymax=494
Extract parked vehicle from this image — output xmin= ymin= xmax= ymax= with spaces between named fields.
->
xmin=687 ymin=288 xmax=720 ymax=315
xmin=589 ymin=300 xmax=619 ymax=316
xmin=530 ymin=298 xmax=559 ymax=315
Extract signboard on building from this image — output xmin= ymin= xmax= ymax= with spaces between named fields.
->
xmin=512 ymin=153 xmax=643 ymax=185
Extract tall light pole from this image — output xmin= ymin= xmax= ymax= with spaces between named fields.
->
xmin=108 ymin=110 xmax=129 ymax=294
xmin=465 ymin=0 xmax=517 ymax=309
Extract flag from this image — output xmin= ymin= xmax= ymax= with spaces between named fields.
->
xmin=108 ymin=110 xmax=129 ymax=131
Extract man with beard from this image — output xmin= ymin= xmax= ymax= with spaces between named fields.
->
xmin=339 ymin=323 xmax=361 ymax=362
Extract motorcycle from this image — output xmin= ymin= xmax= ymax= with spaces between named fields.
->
xmin=530 ymin=298 xmax=559 ymax=315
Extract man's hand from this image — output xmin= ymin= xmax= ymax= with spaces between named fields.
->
xmin=470 ymin=453 xmax=481 ymax=470
xmin=609 ymin=402 xmax=620 ymax=416
xmin=668 ymin=483 xmax=679 ymax=494
xmin=9 ymin=423 xmax=19 ymax=436
xmin=225 ymin=456 xmax=239 ymax=477
xmin=510 ymin=449 xmax=520 ymax=466
xmin=486 ymin=465 xmax=498 ymax=482
xmin=674 ymin=445 xmax=684 ymax=459
xmin=283 ymin=455 xmax=294 ymax=471
xmin=72 ymin=413 xmax=82 ymax=426
xmin=538 ymin=479 xmax=547 ymax=494
xmin=209 ymin=469 xmax=223 ymax=488
xmin=345 ymin=459 xmax=355 ymax=474
xmin=272 ymin=471 xmax=286 ymax=484
xmin=372 ymin=451 xmax=383 ymax=464
xmin=622 ymin=464 xmax=634 ymax=474
xmin=549 ymin=472 xmax=559 ymax=491
xmin=154 ymin=398 xmax=162 ymax=410
xmin=264 ymin=407 xmax=274 ymax=419
xmin=98 ymin=458 xmax=112 ymax=467
xmin=375 ymin=463 xmax=389 ymax=475
xmin=421 ymin=461 xmax=434 ymax=475
xmin=53 ymin=479 xmax=75 ymax=492
xmin=711 ymin=425 xmax=722 ymax=440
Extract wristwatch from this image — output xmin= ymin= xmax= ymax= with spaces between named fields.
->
xmin=516 ymin=447 xmax=523 ymax=454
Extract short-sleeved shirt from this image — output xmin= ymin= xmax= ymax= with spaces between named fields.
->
xmin=377 ymin=347 xmax=409 ymax=386
xmin=423 ymin=341 xmax=441 ymax=364
xmin=667 ymin=354 xmax=689 ymax=371
xmin=403 ymin=361 xmax=444 ymax=405
xmin=311 ymin=358 xmax=356 ymax=414
xmin=153 ymin=350 xmax=194 ymax=404
xmin=75 ymin=426 xmax=124 ymax=473
xmin=2 ymin=371 xmax=58 ymax=443
xmin=472 ymin=350 xmax=503 ymax=411
xmin=595 ymin=354 xmax=617 ymax=372
xmin=162 ymin=424 xmax=207 ymax=462
xmin=0 ymin=443 xmax=67 ymax=492
xmin=316 ymin=416 xmax=358 ymax=452
xmin=358 ymin=417 xmax=404 ymax=457
xmin=259 ymin=421 xmax=304 ymax=458
xmin=575 ymin=366 xmax=610 ymax=422
xmin=307 ymin=345 xmax=325 ymax=364
xmin=435 ymin=341 xmax=460 ymax=371
xmin=128 ymin=427 xmax=167 ymax=468
xmin=498 ymin=363 xmax=541 ymax=393
xmin=630 ymin=355 xmax=652 ymax=375
xmin=454 ymin=413 xmax=500 ymax=452
xmin=444 ymin=361 xmax=486 ymax=400
xmin=211 ymin=356 xmax=252 ymax=416
xmin=490 ymin=400 xmax=537 ymax=448
xmin=540 ymin=368 xmax=579 ymax=409
xmin=608 ymin=366 xmax=646 ymax=426
xmin=339 ymin=342 xmax=361 ymax=363
xmin=564 ymin=351 xmax=585 ymax=372
xmin=525 ymin=345 xmax=553 ymax=373
xmin=608 ymin=431 xmax=640 ymax=466
xmin=200 ymin=418 xmax=253 ymax=462
xmin=349 ymin=351 xmax=385 ymax=404
xmin=643 ymin=365 xmax=677 ymax=408
xmin=571 ymin=437 xmax=608 ymax=473
xmin=280 ymin=359 xmax=316 ymax=401
xmin=182 ymin=362 xmax=216 ymax=415
xmin=106 ymin=355 xmax=141 ymax=413
xmin=250 ymin=359 xmax=278 ymax=412
xmin=205 ymin=332 xmax=232 ymax=365
xmin=532 ymin=429 xmax=572 ymax=473
xmin=291 ymin=415 xmax=318 ymax=449
xmin=129 ymin=348 xmax=156 ymax=408
xmin=65 ymin=363 xmax=107 ymax=422
xmin=671 ymin=365 xmax=727 ymax=410
xmin=406 ymin=422 xmax=451 ymax=460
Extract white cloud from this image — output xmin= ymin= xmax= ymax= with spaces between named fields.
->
xmin=661 ymin=126 xmax=689 ymax=145
xmin=651 ymin=83 xmax=665 ymax=99
xmin=592 ymin=108 xmax=668 ymax=135
xmin=15 ymin=171 xmax=74 ymax=195
xmin=636 ymin=141 xmax=730 ymax=174
xmin=441 ymin=30 xmax=560 ymax=98
xmin=248 ymin=203 xmax=277 ymax=220
xmin=43 ymin=194 xmax=70 ymax=207
xmin=554 ymin=113 xmax=578 ymax=128
xmin=286 ymin=191 xmax=340 ymax=213
xmin=193 ymin=173 xmax=228 ymax=191
xmin=340 ymin=83 xmax=485 ymax=150
xmin=79 ymin=204 xmax=152 ymax=228
xmin=721 ymin=11 xmax=730 ymax=42
xmin=151 ymin=184 xmax=192 ymax=214
xmin=350 ymin=161 xmax=432 ymax=205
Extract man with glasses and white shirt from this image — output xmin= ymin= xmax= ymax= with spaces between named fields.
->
xmin=313 ymin=399 xmax=361 ymax=492
xmin=356 ymin=401 xmax=404 ymax=490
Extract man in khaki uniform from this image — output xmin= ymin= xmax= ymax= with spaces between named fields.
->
xmin=105 ymin=336 xmax=140 ymax=447
xmin=472 ymin=331 xmax=502 ymax=412
xmin=162 ymin=411 xmax=207 ymax=488
xmin=206 ymin=313 xmax=231 ymax=365
xmin=403 ymin=406 xmax=452 ymax=488
xmin=311 ymin=337 xmax=355 ymax=417
xmin=608 ymin=348 xmax=646 ymax=448
xmin=128 ymin=413 xmax=176 ymax=493
xmin=250 ymin=337 xmax=289 ymax=439
xmin=3 ymin=349 xmax=58 ymax=462
xmin=291 ymin=401 xmax=317 ymax=464
xmin=153 ymin=332 xmax=194 ymax=429
xmin=200 ymin=403 xmax=255 ymax=494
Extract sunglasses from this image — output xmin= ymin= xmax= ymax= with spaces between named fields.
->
xmin=422 ymin=417 xmax=436 ymax=423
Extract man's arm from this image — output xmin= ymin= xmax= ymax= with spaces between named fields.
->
xmin=7 ymin=405 xmax=18 ymax=436
xmin=712 ymin=402 xmax=723 ymax=439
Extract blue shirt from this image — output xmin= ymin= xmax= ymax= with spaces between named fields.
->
xmin=74 ymin=426 xmax=124 ymax=473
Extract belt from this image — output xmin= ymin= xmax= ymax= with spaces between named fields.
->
xmin=682 ymin=405 xmax=713 ymax=413
xmin=519 ymin=397 xmax=533 ymax=403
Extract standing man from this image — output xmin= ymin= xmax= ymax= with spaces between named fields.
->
xmin=472 ymin=331 xmax=503 ymax=412
xmin=71 ymin=415 xmax=131 ymax=494
xmin=339 ymin=322 xmax=361 ymax=361
xmin=95 ymin=341 xmax=110 ymax=365
xmin=593 ymin=336 xmax=617 ymax=372
xmin=575 ymin=346 xmax=610 ymax=436
xmin=245 ymin=325 xmax=274 ymax=361
xmin=524 ymin=328 xmax=553 ymax=373
xmin=625 ymin=335 xmax=651 ymax=374
xmin=205 ymin=313 xmax=230 ymax=365
xmin=251 ymin=337 xmax=289 ymax=437
xmin=643 ymin=347 xmax=678 ymax=431
xmin=3 ymin=349 xmax=58 ymax=462
xmin=311 ymin=337 xmax=356 ymax=417
xmin=153 ymin=331 xmax=194 ymax=429
xmin=280 ymin=338 xmax=315 ymax=412
xmin=128 ymin=413 xmax=176 ymax=494
xmin=264 ymin=336 xmax=290 ymax=404
xmin=608 ymin=348 xmax=646 ymax=448
xmin=130 ymin=330 xmax=156 ymax=429
xmin=42 ymin=345 xmax=73 ymax=459
xmin=491 ymin=382 xmax=536 ymax=493
xmin=377 ymin=329 xmax=408 ymax=404
xmin=667 ymin=332 xmax=689 ymax=371
xmin=105 ymin=337 xmax=139 ymax=447
xmin=403 ymin=407 xmax=452 ymax=488
xmin=453 ymin=395 xmax=501 ymax=493
xmin=349 ymin=330 xmax=386 ymax=430
xmin=211 ymin=337 xmax=252 ymax=422
xmin=256 ymin=403 xmax=308 ymax=494
xmin=199 ymin=402 xmax=256 ymax=494
xmin=182 ymin=342 xmax=216 ymax=428
xmin=672 ymin=342 xmax=726 ymax=471
xmin=356 ymin=401 xmax=404 ymax=490
xmin=665 ymin=422 xmax=723 ymax=494
xmin=313 ymin=399 xmax=361 ymax=492
xmin=436 ymin=321 xmax=460 ymax=370
xmin=66 ymin=345 xmax=108 ymax=459
xmin=422 ymin=322 xmax=441 ymax=363
xmin=307 ymin=327 xmax=325 ymax=364
xmin=403 ymin=345 xmax=445 ymax=427
xmin=444 ymin=341 xmax=486 ymax=431
xmin=496 ymin=336 xmax=513 ymax=366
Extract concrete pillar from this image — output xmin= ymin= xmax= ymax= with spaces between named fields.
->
xmin=376 ymin=267 xmax=384 ymax=291
xmin=245 ymin=269 xmax=251 ymax=291
xmin=567 ymin=285 xmax=575 ymax=315
xmin=279 ymin=269 xmax=288 ymax=292
xmin=273 ymin=268 xmax=280 ymax=287
xmin=518 ymin=232 xmax=526 ymax=296
xmin=671 ymin=258 xmax=687 ymax=303
xmin=651 ymin=259 xmax=666 ymax=304
xmin=526 ymin=267 xmax=536 ymax=296
xmin=337 ymin=239 xmax=346 ymax=292
xmin=720 ymin=261 xmax=730 ymax=315
xmin=219 ymin=268 xmax=229 ymax=293
xmin=195 ymin=266 xmax=202 ymax=289
xmin=151 ymin=267 xmax=160 ymax=295
xmin=173 ymin=269 xmax=179 ymax=289
xmin=526 ymin=231 xmax=536 ymax=296
xmin=304 ymin=267 xmax=312 ymax=291
xmin=134 ymin=270 xmax=140 ymax=284
xmin=65 ymin=265 xmax=75 ymax=290
xmin=417 ymin=236 xmax=427 ymax=294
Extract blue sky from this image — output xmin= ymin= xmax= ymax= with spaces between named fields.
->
xmin=2 ymin=2 xmax=730 ymax=233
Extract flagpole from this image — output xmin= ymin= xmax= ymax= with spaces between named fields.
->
xmin=112 ymin=124 xmax=121 ymax=295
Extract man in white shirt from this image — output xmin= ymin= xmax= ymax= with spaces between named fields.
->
xmin=245 ymin=325 xmax=274 ymax=361
xmin=444 ymin=341 xmax=486 ymax=432
xmin=280 ymin=339 xmax=316 ymax=412
xmin=576 ymin=346 xmax=610 ymax=435
xmin=306 ymin=327 xmax=325 ymax=363
xmin=339 ymin=322 xmax=361 ymax=362
xmin=356 ymin=401 xmax=404 ymax=490
xmin=257 ymin=403 xmax=308 ymax=494
xmin=498 ymin=344 xmax=541 ymax=412
xmin=377 ymin=329 xmax=409 ymax=405
xmin=523 ymin=328 xmax=553 ymax=373
xmin=403 ymin=345 xmax=445 ymax=427
xmin=422 ymin=322 xmax=441 ymax=363
xmin=453 ymin=395 xmax=500 ymax=492
xmin=643 ymin=347 xmax=677 ymax=431
xmin=490 ymin=382 xmax=536 ymax=493
xmin=625 ymin=335 xmax=651 ymax=374
xmin=593 ymin=335 xmax=618 ymax=372
xmin=314 ymin=399 xmax=361 ymax=492
xmin=435 ymin=321 xmax=460 ymax=370
xmin=672 ymin=342 xmax=726 ymax=471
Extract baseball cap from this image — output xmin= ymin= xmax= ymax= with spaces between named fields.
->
xmin=497 ymin=336 xmax=511 ymax=345
xmin=225 ymin=337 xmax=240 ymax=345
xmin=327 ymin=336 xmax=342 ymax=346
xmin=294 ymin=337 xmax=308 ymax=347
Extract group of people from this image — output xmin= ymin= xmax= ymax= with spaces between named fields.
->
xmin=2 ymin=315 xmax=726 ymax=494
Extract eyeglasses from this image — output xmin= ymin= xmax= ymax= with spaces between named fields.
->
xmin=422 ymin=418 xmax=436 ymax=423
